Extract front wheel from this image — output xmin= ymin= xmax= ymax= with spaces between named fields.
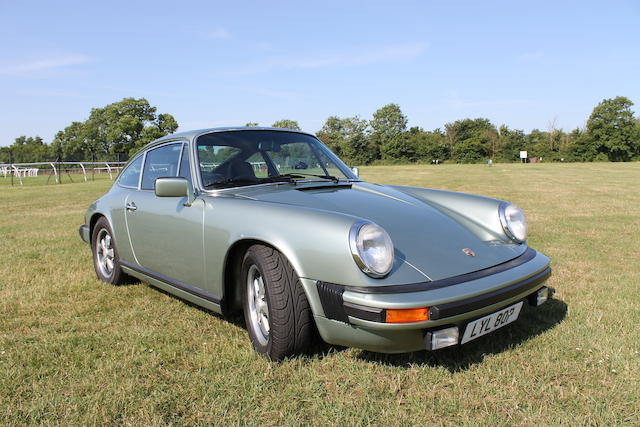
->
xmin=241 ymin=245 xmax=313 ymax=361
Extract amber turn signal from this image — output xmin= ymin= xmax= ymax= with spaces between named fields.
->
xmin=385 ymin=307 xmax=430 ymax=323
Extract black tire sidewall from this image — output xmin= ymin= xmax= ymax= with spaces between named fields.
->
xmin=241 ymin=248 xmax=273 ymax=356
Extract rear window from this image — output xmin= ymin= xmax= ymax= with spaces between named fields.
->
xmin=118 ymin=155 xmax=143 ymax=188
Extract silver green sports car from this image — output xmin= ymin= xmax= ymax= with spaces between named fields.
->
xmin=79 ymin=127 xmax=553 ymax=360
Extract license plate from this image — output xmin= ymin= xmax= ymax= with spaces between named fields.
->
xmin=460 ymin=301 xmax=523 ymax=344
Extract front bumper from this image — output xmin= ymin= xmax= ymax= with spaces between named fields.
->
xmin=305 ymin=249 xmax=552 ymax=353
xmin=79 ymin=225 xmax=90 ymax=244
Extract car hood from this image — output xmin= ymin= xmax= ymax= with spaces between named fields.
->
xmin=228 ymin=182 xmax=526 ymax=281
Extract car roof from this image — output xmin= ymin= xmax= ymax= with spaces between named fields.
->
xmin=147 ymin=126 xmax=316 ymax=148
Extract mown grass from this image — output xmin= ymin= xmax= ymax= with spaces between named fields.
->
xmin=1 ymin=163 xmax=638 ymax=425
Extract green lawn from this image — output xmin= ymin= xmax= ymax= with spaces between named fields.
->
xmin=1 ymin=163 xmax=638 ymax=425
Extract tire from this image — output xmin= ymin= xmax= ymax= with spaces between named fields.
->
xmin=241 ymin=244 xmax=313 ymax=361
xmin=91 ymin=217 xmax=128 ymax=285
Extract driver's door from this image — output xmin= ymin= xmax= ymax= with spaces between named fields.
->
xmin=125 ymin=142 xmax=206 ymax=290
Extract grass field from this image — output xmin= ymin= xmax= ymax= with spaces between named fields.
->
xmin=1 ymin=163 xmax=639 ymax=425
xmin=0 ymin=173 xmax=115 ymax=187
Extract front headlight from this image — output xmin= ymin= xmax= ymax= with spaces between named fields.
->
xmin=349 ymin=221 xmax=394 ymax=278
xmin=499 ymin=202 xmax=528 ymax=243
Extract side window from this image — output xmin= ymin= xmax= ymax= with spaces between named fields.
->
xmin=141 ymin=143 xmax=181 ymax=190
xmin=245 ymin=152 xmax=269 ymax=178
xmin=118 ymin=155 xmax=143 ymax=188
xmin=178 ymin=144 xmax=192 ymax=184
xmin=197 ymin=145 xmax=242 ymax=186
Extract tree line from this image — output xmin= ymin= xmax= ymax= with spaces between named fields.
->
xmin=1 ymin=96 xmax=638 ymax=165
xmin=314 ymin=96 xmax=640 ymax=164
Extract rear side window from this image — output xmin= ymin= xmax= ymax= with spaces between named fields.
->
xmin=118 ymin=155 xmax=143 ymax=188
xmin=141 ymin=143 xmax=182 ymax=190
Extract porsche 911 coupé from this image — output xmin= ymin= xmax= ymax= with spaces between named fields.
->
xmin=79 ymin=127 xmax=553 ymax=360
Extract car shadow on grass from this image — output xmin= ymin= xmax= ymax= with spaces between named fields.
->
xmin=143 ymin=282 xmax=349 ymax=358
xmin=355 ymin=299 xmax=568 ymax=372
xmin=136 ymin=281 xmax=565 ymax=367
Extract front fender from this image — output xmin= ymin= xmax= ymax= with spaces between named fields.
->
xmin=202 ymin=196 xmax=428 ymax=298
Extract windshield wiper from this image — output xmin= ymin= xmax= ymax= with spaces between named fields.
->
xmin=204 ymin=173 xmax=342 ymax=189
xmin=279 ymin=173 xmax=340 ymax=183
xmin=204 ymin=177 xmax=260 ymax=188
xmin=204 ymin=176 xmax=296 ymax=188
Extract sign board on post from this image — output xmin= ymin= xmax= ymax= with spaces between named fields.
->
xmin=520 ymin=151 xmax=528 ymax=163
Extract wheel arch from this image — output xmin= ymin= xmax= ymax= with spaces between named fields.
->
xmin=221 ymin=237 xmax=309 ymax=318
xmin=89 ymin=212 xmax=107 ymax=243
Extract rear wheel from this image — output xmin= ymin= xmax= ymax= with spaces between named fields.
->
xmin=91 ymin=217 xmax=128 ymax=285
xmin=241 ymin=244 xmax=312 ymax=361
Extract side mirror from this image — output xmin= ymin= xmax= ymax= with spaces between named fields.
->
xmin=350 ymin=166 xmax=360 ymax=177
xmin=155 ymin=177 xmax=195 ymax=206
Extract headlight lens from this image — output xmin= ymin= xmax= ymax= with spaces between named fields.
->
xmin=349 ymin=221 xmax=394 ymax=278
xmin=499 ymin=202 xmax=528 ymax=243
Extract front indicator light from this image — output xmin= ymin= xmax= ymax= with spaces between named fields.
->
xmin=385 ymin=307 xmax=429 ymax=323
xmin=425 ymin=327 xmax=459 ymax=350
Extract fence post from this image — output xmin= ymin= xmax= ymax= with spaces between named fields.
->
xmin=50 ymin=162 xmax=58 ymax=184
xmin=9 ymin=149 xmax=13 ymax=186
xmin=79 ymin=162 xmax=87 ymax=182
xmin=56 ymin=148 xmax=63 ymax=184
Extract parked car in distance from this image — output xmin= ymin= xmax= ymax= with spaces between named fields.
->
xmin=79 ymin=127 xmax=553 ymax=360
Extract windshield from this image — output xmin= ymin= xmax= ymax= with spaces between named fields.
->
xmin=196 ymin=130 xmax=358 ymax=189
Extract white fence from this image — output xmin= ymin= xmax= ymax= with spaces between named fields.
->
xmin=0 ymin=161 xmax=126 ymax=185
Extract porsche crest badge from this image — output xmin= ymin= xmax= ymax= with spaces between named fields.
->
xmin=462 ymin=248 xmax=476 ymax=257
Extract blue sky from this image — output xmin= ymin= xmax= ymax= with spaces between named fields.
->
xmin=1 ymin=0 xmax=639 ymax=146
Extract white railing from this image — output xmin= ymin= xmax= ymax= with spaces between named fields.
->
xmin=0 ymin=161 xmax=126 ymax=185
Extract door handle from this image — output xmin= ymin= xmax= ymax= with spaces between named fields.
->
xmin=125 ymin=202 xmax=137 ymax=211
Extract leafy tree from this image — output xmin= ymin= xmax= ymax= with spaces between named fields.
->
xmin=584 ymin=96 xmax=637 ymax=161
xmin=635 ymin=118 xmax=640 ymax=160
xmin=567 ymin=128 xmax=598 ymax=162
xmin=451 ymin=136 xmax=489 ymax=163
xmin=408 ymin=128 xmax=450 ymax=162
xmin=370 ymin=103 xmax=408 ymax=160
xmin=497 ymin=125 xmax=527 ymax=162
xmin=51 ymin=122 xmax=95 ymax=161
xmin=272 ymin=119 xmax=301 ymax=130
xmin=556 ymin=129 xmax=576 ymax=160
xmin=526 ymin=129 xmax=549 ymax=159
xmin=134 ymin=113 xmax=179 ymax=153
xmin=83 ymin=98 xmax=178 ymax=158
xmin=445 ymin=118 xmax=496 ymax=163
xmin=245 ymin=122 xmax=259 ymax=127
xmin=340 ymin=117 xmax=373 ymax=165
xmin=317 ymin=116 xmax=346 ymax=156
xmin=379 ymin=133 xmax=416 ymax=162
xmin=45 ymin=98 xmax=179 ymax=161
xmin=0 ymin=146 xmax=7 ymax=163
xmin=1 ymin=136 xmax=52 ymax=163
xmin=317 ymin=115 xmax=374 ymax=164
xmin=370 ymin=103 xmax=408 ymax=136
